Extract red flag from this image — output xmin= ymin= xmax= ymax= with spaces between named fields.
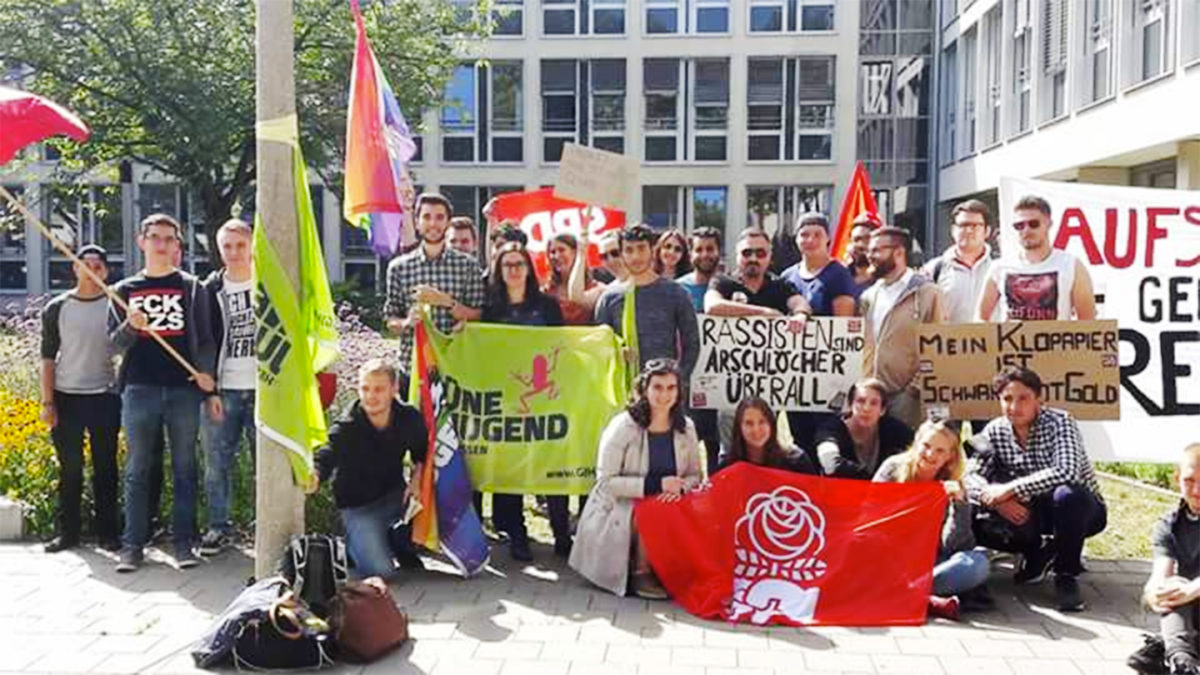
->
xmin=829 ymin=161 xmax=880 ymax=261
xmin=488 ymin=189 xmax=626 ymax=282
xmin=0 ymin=85 xmax=89 ymax=164
xmin=635 ymin=463 xmax=946 ymax=626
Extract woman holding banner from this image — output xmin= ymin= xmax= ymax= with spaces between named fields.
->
xmin=570 ymin=359 xmax=702 ymax=599
xmin=544 ymin=232 xmax=604 ymax=326
xmin=874 ymin=419 xmax=992 ymax=620
xmin=814 ymin=378 xmax=914 ymax=480
xmin=654 ymin=229 xmax=692 ymax=280
xmin=481 ymin=243 xmax=570 ymax=561
xmin=715 ymin=398 xmax=817 ymax=475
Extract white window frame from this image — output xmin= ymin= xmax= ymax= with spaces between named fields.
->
xmin=645 ymin=0 xmax=682 ymax=34
xmin=983 ymin=7 xmax=1004 ymax=147
xmin=542 ymin=0 xmax=579 ymax=36
xmin=643 ymin=58 xmax=684 ymax=163
xmin=492 ymin=0 xmax=525 ymax=37
xmin=1184 ymin=0 xmax=1200 ymax=65
xmin=487 ymin=61 xmax=524 ymax=165
xmin=589 ymin=60 xmax=627 ymax=154
xmin=1133 ymin=0 xmax=1169 ymax=84
xmin=1078 ymin=0 xmax=1114 ymax=106
xmin=441 ymin=63 xmax=478 ymax=164
xmin=748 ymin=0 xmax=786 ymax=33
xmin=1039 ymin=0 xmax=1069 ymax=122
xmin=745 ymin=185 xmax=832 ymax=239
xmin=541 ymin=60 xmax=578 ymax=164
xmin=691 ymin=59 xmax=730 ymax=162
xmin=746 ymin=57 xmax=786 ymax=161
xmin=694 ymin=0 xmax=732 ymax=34
xmin=1011 ymin=0 xmax=1033 ymax=136
xmin=642 ymin=185 xmax=685 ymax=230
xmin=592 ymin=0 xmax=626 ymax=35
xmin=795 ymin=56 xmax=835 ymax=162
xmin=940 ymin=43 xmax=957 ymax=167
xmin=748 ymin=0 xmax=834 ymax=34
xmin=961 ymin=29 xmax=978 ymax=157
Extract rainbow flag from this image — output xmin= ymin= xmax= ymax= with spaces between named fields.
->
xmin=343 ymin=0 xmax=417 ymax=257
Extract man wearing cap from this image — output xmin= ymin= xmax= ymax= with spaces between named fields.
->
xmin=40 ymin=245 xmax=121 ymax=553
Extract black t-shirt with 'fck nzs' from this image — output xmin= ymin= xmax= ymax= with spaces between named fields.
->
xmin=119 ymin=271 xmax=194 ymax=387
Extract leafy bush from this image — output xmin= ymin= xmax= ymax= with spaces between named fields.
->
xmin=1096 ymin=462 xmax=1174 ymax=491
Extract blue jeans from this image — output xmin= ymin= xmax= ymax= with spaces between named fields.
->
xmin=200 ymin=389 xmax=255 ymax=534
xmin=341 ymin=489 xmax=406 ymax=579
xmin=933 ymin=548 xmax=991 ymax=596
xmin=121 ymin=384 xmax=203 ymax=551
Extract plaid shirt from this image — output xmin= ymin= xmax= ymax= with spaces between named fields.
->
xmin=964 ymin=407 xmax=1103 ymax=503
xmin=384 ymin=246 xmax=484 ymax=371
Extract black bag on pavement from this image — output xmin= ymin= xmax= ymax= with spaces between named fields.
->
xmin=278 ymin=534 xmax=348 ymax=618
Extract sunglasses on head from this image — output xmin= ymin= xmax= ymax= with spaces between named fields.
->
xmin=740 ymin=248 xmax=768 ymax=259
xmin=1012 ymin=219 xmax=1042 ymax=232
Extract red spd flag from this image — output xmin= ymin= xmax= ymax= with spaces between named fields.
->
xmin=635 ymin=463 xmax=946 ymax=626
xmin=488 ymin=189 xmax=626 ymax=282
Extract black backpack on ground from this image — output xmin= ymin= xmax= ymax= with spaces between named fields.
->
xmin=278 ymin=534 xmax=349 ymax=619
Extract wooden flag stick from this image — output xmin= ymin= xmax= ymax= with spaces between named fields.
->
xmin=0 ymin=183 xmax=202 ymax=380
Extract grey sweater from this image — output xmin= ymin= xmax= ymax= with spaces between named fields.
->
xmin=594 ymin=277 xmax=700 ymax=378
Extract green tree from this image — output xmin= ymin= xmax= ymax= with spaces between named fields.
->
xmin=0 ymin=0 xmax=491 ymax=250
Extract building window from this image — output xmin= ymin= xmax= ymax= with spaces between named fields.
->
xmin=1011 ymin=0 xmax=1032 ymax=135
xmin=1040 ymin=0 xmax=1068 ymax=121
xmin=643 ymin=59 xmax=682 ymax=162
xmin=1134 ymin=0 xmax=1169 ymax=83
xmin=982 ymin=7 xmax=1003 ymax=146
xmin=643 ymin=58 xmax=729 ymax=162
xmin=693 ymin=59 xmax=729 ymax=161
xmin=490 ymin=62 xmax=524 ymax=163
xmin=749 ymin=0 xmax=833 ymax=33
xmin=542 ymin=59 xmax=627 ymax=162
xmin=746 ymin=185 xmax=831 ymax=239
xmin=1081 ymin=0 xmax=1114 ymax=104
xmin=44 ymin=184 xmax=127 ymax=290
xmin=940 ymin=43 xmax=957 ymax=166
xmin=1184 ymin=0 xmax=1200 ymax=64
xmin=961 ymin=29 xmax=977 ymax=155
xmin=441 ymin=64 xmax=478 ymax=163
xmin=492 ymin=0 xmax=524 ymax=35
xmin=645 ymin=0 xmax=729 ymax=34
xmin=0 ymin=185 xmax=27 ymax=291
xmin=642 ymin=186 xmax=727 ymax=232
xmin=441 ymin=61 xmax=524 ymax=165
xmin=542 ymin=0 xmax=624 ymax=35
xmin=747 ymin=56 xmax=835 ymax=162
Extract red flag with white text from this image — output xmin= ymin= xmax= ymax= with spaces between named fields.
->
xmin=488 ymin=188 xmax=626 ymax=282
xmin=635 ymin=463 xmax=946 ymax=626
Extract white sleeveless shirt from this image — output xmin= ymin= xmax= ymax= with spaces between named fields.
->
xmin=988 ymin=248 xmax=1076 ymax=320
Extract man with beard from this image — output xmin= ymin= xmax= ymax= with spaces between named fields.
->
xmin=860 ymin=226 xmax=945 ymax=429
xmin=384 ymin=193 xmax=485 ymax=379
xmin=676 ymin=227 xmax=722 ymax=313
xmin=976 ymin=195 xmax=1095 ymax=321
xmin=674 ymin=227 xmax=723 ymax=474
xmin=704 ymin=228 xmax=811 ymax=318
xmin=846 ymin=212 xmax=881 ymax=301
xmin=595 ymin=224 xmax=699 ymax=378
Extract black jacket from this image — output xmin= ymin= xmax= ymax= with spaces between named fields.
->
xmin=814 ymin=415 xmax=914 ymax=480
xmin=715 ymin=444 xmax=817 ymax=476
xmin=314 ymin=399 xmax=428 ymax=509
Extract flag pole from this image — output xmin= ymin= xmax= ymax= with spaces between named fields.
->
xmin=254 ymin=0 xmax=305 ymax=578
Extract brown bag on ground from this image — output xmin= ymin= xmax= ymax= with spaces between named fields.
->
xmin=329 ymin=577 xmax=409 ymax=663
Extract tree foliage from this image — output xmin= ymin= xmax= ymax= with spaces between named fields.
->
xmin=0 ymin=0 xmax=490 ymax=249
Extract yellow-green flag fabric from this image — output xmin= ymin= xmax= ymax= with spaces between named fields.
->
xmin=422 ymin=320 xmax=628 ymax=495
xmin=254 ymin=117 xmax=340 ymax=484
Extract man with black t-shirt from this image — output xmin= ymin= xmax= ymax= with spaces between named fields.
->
xmin=108 ymin=214 xmax=217 ymax=573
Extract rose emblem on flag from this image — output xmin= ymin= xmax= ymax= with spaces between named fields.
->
xmin=729 ymin=485 xmax=828 ymax=625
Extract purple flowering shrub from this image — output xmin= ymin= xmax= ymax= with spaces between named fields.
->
xmin=327 ymin=301 xmax=396 ymax=415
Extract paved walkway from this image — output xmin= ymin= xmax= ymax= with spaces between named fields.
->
xmin=0 ymin=542 xmax=1156 ymax=674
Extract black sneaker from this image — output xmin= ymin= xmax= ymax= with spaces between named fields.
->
xmin=1053 ymin=574 xmax=1085 ymax=612
xmin=116 ymin=547 xmax=143 ymax=573
xmin=509 ymin=538 xmax=533 ymax=562
xmin=197 ymin=531 xmax=229 ymax=557
xmin=174 ymin=546 xmax=200 ymax=570
xmin=1014 ymin=543 xmax=1055 ymax=585
xmin=43 ymin=536 xmax=79 ymax=553
xmin=1127 ymin=634 xmax=1167 ymax=674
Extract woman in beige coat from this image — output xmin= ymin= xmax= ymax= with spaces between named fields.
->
xmin=569 ymin=359 xmax=702 ymax=599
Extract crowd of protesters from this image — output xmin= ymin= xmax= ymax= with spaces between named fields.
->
xmin=41 ymin=189 xmax=1174 ymax=637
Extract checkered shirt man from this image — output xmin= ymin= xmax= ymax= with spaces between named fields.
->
xmin=384 ymin=246 xmax=484 ymax=372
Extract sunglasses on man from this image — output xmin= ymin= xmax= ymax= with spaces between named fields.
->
xmin=1012 ymin=219 xmax=1042 ymax=232
xmin=739 ymin=248 xmax=768 ymax=259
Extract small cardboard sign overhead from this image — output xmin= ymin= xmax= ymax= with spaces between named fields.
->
xmin=553 ymin=143 xmax=638 ymax=212
xmin=917 ymin=320 xmax=1121 ymax=420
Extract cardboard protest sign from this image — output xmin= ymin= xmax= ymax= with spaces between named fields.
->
xmin=553 ymin=142 xmax=638 ymax=212
xmin=487 ymin=188 xmax=626 ymax=282
xmin=999 ymin=178 xmax=1200 ymax=458
xmin=690 ymin=316 xmax=864 ymax=412
xmin=917 ymin=320 xmax=1120 ymax=420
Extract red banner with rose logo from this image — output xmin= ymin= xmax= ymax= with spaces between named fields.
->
xmin=634 ymin=463 xmax=947 ymax=626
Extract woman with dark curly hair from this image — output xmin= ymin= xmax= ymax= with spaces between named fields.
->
xmin=654 ymin=228 xmax=692 ymax=279
xmin=569 ymin=359 xmax=701 ymax=599
xmin=716 ymin=397 xmax=816 ymax=475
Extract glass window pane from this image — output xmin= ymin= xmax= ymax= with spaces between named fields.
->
xmin=592 ymin=94 xmax=625 ymax=130
xmin=646 ymin=8 xmax=678 ymax=33
xmin=543 ymin=95 xmax=577 ymax=132
xmin=592 ymin=136 xmax=624 ymax=153
xmin=644 ymin=59 xmax=680 ymax=90
xmin=342 ymin=220 xmax=372 ymax=254
xmin=695 ymin=105 xmax=728 ymax=129
xmin=748 ymin=59 xmax=784 ymax=103
xmin=696 ymin=7 xmax=729 ymax=32
xmin=750 ymin=5 xmax=783 ymax=31
xmin=693 ymin=187 xmax=727 ymax=230
xmin=48 ymin=260 xmax=73 ymax=291
xmin=894 ymin=118 xmax=928 ymax=159
xmin=92 ymin=185 xmax=124 ymax=254
xmin=344 ymin=262 xmax=378 ymax=292
xmin=797 ymin=57 xmax=835 ymax=100
xmin=801 ymin=5 xmax=835 ymax=30
xmin=748 ymin=135 xmax=781 ymax=160
xmin=860 ymin=31 xmax=896 ymax=55
xmin=493 ymin=7 xmax=523 ymax=34
xmin=645 ymin=94 xmax=678 ymax=129
xmin=695 ymin=136 xmax=727 ymax=161
xmin=593 ymin=8 xmax=624 ymax=33
xmin=541 ymin=60 xmax=577 ymax=91
xmin=861 ymin=0 xmax=897 ymax=29
xmin=747 ymin=187 xmax=780 ymax=230
xmin=0 ymin=184 xmax=26 ymax=253
xmin=544 ymin=8 xmax=576 ymax=34
xmin=441 ymin=65 xmax=476 ymax=132
xmin=492 ymin=137 xmax=524 ymax=162
xmin=491 ymin=62 xmax=523 ymax=131
xmin=544 ymin=136 xmax=570 ymax=162
xmin=443 ymin=137 xmax=475 ymax=162
xmin=898 ymin=0 xmax=931 ymax=28
xmin=645 ymin=136 xmax=677 ymax=161
xmin=856 ymin=118 xmax=894 ymax=159
xmin=0 ymin=261 xmax=27 ymax=290
xmin=898 ymin=30 xmax=932 ymax=54
xmin=695 ymin=60 xmax=729 ymax=103
xmin=797 ymin=134 xmax=832 ymax=160
xmin=591 ymin=59 xmax=626 ymax=91
xmin=748 ymin=104 xmax=783 ymax=130
xmin=642 ymin=186 xmax=680 ymax=230
xmin=138 ymin=184 xmax=178 ymax=220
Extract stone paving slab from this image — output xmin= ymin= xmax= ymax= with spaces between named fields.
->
xmin=0 ymin=543 xmax=1156 ymax=674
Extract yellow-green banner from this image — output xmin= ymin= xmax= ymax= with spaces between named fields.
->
xmin=423 ymin=319 xmax=628 ymax=495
